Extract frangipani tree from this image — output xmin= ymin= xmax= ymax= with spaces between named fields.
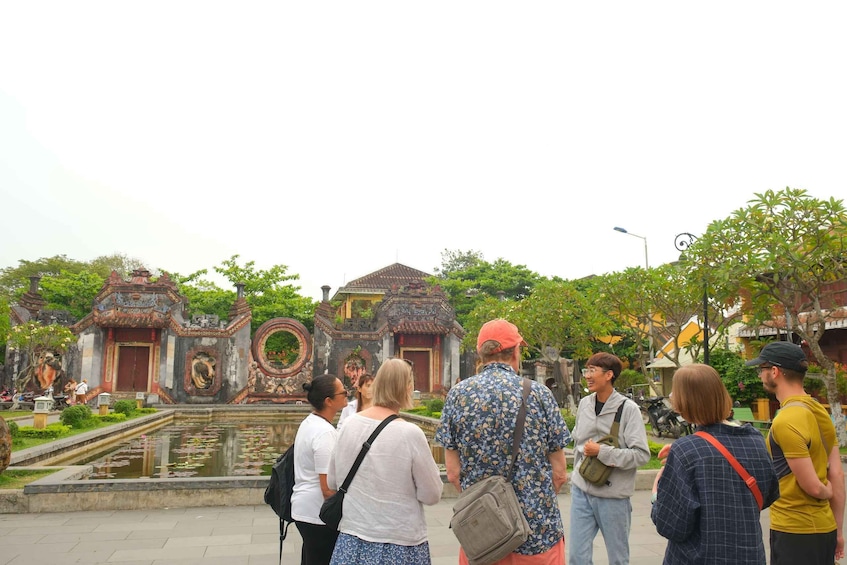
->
xmin=687 ymin=188 xmax=847 ymax=444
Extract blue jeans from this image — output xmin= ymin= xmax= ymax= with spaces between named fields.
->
xmin=569 ymin=485 xmax=632 ymax=565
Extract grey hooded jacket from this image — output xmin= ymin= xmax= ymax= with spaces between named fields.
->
xmin=570 ymin=390 xmax=651 ymax=499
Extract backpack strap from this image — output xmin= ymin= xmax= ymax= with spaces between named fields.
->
xmin=506 ymin=379 xmax=532 ymax=481
xmin=695 ymin=431 xmax=763 ymax=510
xmin=607 ymin=401 xmax=627 ymax=448
xmin=781 ymin=400 xmax=831 ymax=455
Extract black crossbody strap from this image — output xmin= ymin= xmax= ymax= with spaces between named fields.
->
xmin=608 ymin=401 xmax=627 ymax=442
xmin=507 ymin=379 xmax=532 ymax=481
xmin=338 ymin=414 xmax=399 ymax=492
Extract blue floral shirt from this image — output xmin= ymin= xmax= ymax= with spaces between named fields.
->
xmin=436 ymin=363 xmax=571 ymax=555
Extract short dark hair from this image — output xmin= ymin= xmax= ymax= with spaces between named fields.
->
xmin=585 ymin=352 xmax=622 ymax=383
xmin=302 ymin=375 xmax=339 ymax=410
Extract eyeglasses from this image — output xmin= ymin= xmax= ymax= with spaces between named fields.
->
xmin=586 ymin=367 xmax=609 ymax=374
xmin=394 ymin=357 xmax=415 ymax=371
xmin=757 ymin=365 xmax=774 ymax=374
xmin=332 ymin=390 xmax=349 ymax=397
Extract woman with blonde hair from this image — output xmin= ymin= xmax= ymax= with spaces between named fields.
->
xmin=328 ymin=358 xmax=443 ymax=564
xmin=651 ymin=364 xmax=779 ymax=564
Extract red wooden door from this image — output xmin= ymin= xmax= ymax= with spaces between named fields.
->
xmin=116 ymin=346 xmax=149 ymax=392
xmin=404 ymin=351 xmax=431 ymax=393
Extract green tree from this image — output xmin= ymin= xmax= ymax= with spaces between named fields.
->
xmin=213 ymin=255 xmax=316 ymax=333
xmin=429 ymin=249 xmax=541 ymax=329
xmin=708 ymin=347 xmax=764 ymax=407
xmin=39 ymin=270 xmax=106 ymax=320
xmin=169 ymin=270 xmax=235 ymax=322
xmin=687 ymin=188 xmax=847 ymax=444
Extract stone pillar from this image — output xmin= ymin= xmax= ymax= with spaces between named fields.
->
xmin=321 ymin=286 xmax=331 ymax=302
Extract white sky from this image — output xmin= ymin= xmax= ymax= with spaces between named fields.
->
xmin=2 ymin=2 xmax=846 ymax=302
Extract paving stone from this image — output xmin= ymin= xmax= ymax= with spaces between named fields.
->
xmin=95 ymin=521 xmax=178 ymax=533
xmin=163 ymin=534 xmax=251 ymax=548
xmin=108 ymin=546 xmax=205 ymax=562
xmin=204 ymin=542 xmax=277 ymax=557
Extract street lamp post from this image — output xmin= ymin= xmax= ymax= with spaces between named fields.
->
xmin=613 ymin=226 xmax=654 ymax=364
xmin=674 ymin=232 xmax=709 ymax=365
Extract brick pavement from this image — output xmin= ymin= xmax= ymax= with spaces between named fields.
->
xmin=0 ymin=488 xmax=774 ymax=565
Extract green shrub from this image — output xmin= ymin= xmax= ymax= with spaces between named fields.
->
xmin=136 ymin=408 xmax=157 ymax=414
xmin=8 ymin=421 xmax=19 ymax=437
xmin=113 ymin=400 xmax=136 ymax=416
xmin=16 ymin=424 xmax=71 ymax=439
xmin=648 ymin=440 xmax=665 ymax=458
xmin=560 ymin=409 xmax=576 ymax=432
xmin=94 ymin=413 xmax=127 ymax=423
xmin=60 ymin=405 xmax=93 ymax=428
xmin=431 ymin=411 xmax=442 ymax=419
xmin=424 ymin=399 xmax=444 ymax=414
xmin=402 ymin=406 xmax=430 ymax=416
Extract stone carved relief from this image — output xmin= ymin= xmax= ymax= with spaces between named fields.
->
xmin=184 ymin=347 xmax=222 ymax=396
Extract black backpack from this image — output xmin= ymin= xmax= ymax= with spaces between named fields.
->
xmin=264 ymin=443 xmax=295 ymax=563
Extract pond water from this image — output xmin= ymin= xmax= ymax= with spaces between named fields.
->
xmin=72 ymin=416 xmax=444 ymax=480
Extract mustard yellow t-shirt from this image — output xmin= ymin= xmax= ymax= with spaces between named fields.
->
xmin=767 ymin=395 xmax=837 ymax=534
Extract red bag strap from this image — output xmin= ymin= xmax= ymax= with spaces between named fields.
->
xmin=694 ymin=431 xmax=763 ymax=510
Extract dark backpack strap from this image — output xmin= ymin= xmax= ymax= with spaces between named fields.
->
xmin=338 ymin=414 xmax=399 ymax=492
xmin=607 ymin=401 xmax=627 ymax=446
xmin=506 ymin=379 xmax=532 ymax=481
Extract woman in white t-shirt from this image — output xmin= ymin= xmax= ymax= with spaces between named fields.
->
xmin=337 ymin=372 xmax=375 ymax=428
xmin=291 ymin=374 xmax=349 ymax=565
xmin=328 ymin=358 xmax=443 ymax=564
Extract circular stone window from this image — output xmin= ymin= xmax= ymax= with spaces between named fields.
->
xmin=252 ymin=318 xmax=312 ymax=378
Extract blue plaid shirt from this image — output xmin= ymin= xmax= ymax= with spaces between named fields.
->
xmin=651 ymin=422 xmax=779 ymax=564
xmin=436 ymin=363 xmax=571 ymax=555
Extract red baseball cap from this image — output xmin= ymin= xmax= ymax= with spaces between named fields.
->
xmin=477 ymin=319 xmax=528 ymax=353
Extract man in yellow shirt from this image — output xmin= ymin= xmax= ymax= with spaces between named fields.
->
xmin=748 ymin=341 xmax=844 ymax=564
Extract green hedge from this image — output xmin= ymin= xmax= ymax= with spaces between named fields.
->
xmin=8 ymin=421 xmax=19 ymax=437
xmin=136 ymin=408 xmax=157 ymax=414
xmin=94 ymin=413 xmax=127 ymax=423
xmin=15 ymin=423 xmax=72 ymax=439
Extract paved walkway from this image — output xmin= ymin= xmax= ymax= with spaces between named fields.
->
xmin=0 ymin=488 xmax=774 ymax=565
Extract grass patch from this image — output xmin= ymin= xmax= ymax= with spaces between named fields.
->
xmin=0 ymin=411 xmax=35 ymax=420
xmin=0 ymin=469 xmax=57 ymax=489
xmin=11 ymin=410 xmax=157 ymax=452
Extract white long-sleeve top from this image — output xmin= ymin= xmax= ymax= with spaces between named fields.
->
xmin=328 ymin=414 xmax=443 ymax=546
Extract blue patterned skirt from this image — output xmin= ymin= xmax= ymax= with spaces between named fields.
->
xmin=330 ymin=532 xmax=431 ymax=565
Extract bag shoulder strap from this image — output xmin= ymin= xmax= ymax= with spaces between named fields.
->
xmin=506 ymin=379 xmax=532 ymax=481
xmin=782 ymin=400 xmax=830 ymax=455
xmin=607 ymin=401 xmax=627 ymax=446
xmin=338 ymin=414 xmax=399 ymax=492
xmin=695 ymin=431 xmax=763 ymax=510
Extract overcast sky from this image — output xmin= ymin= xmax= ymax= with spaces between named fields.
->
xmin=2 ymin=2 xmax=845 ymax=302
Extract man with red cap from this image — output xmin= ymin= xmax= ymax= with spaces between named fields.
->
xmin=436 ymin=318 xmax=571 ymax=564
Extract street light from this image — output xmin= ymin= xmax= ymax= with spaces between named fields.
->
xmin=613 ymin=226 xmax=654 ymax=363
xmin=674 ymin=232 xmax=709 ymax=365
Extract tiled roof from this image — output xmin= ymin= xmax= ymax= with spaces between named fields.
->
xmin=336 ymin=263 xmax=432 ymax=294
xmin=391 ymin=320 xmax=452 ymax=334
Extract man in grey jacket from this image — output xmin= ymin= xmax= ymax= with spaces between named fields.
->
xmin=570 ymin=353 xmax=650 ymax=565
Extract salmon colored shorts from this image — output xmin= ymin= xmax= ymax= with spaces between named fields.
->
xmin=459 ymin=538 xmax=565 ymax=565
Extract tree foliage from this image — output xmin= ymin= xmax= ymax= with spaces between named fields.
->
xmin=429 ymin=249 xmax=542 ymax=329
xmin=687 ymin=188 xmax=847 ymax=443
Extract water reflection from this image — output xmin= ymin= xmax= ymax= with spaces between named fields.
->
xmin=77 ymin=420 xmax=298 ymax=480
xmin=74 ymin=418 xmax=445 ymax=480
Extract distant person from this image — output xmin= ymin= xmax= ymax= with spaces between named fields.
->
xmin=747 ymin=341 xmax=844 ymax=564
xmin=291 ymin=375 xmax=349 ymax=565
xmin=337 ymin=372 xmax=374 ymax=428
xmin=570 ymin=352 xmax=650 ymax=565
xmin=328 ymin=358 xmax=442 ymax=564
xmin=74 ymin=379 xmax=88 ymax=405
xmin=437 ymin=318 xmax=570 ymax=563
xmin=651 ymin=364 xmax=779 ymax=564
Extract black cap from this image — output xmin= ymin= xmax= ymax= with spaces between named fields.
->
xmin=745 ymin=341 xmax=808 ymax=373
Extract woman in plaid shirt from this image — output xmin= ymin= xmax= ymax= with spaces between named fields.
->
xmin=651 ymin=364 xmax=779 ymax=564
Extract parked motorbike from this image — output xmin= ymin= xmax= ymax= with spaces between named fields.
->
xmin=643 ymin=396 xmax=690 ymax=438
